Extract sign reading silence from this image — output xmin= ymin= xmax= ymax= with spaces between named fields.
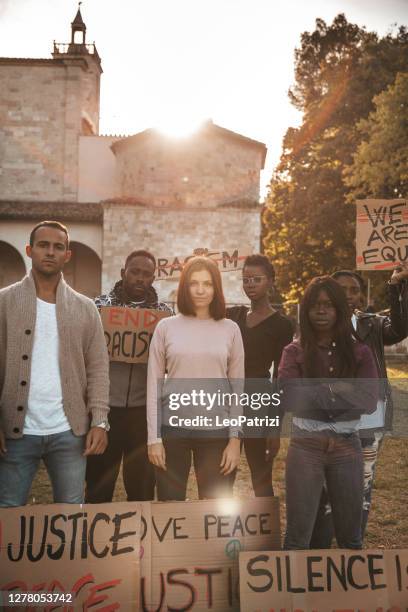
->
xmin=356 ymin=199 xmax=408 ymax=270
xmin=239 ymin=549 xmax=408 ymax=611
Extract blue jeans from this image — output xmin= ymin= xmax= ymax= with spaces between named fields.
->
xmin=310 ymin=431 xmax=384 ymax=548
xmin=0 ymin=430 xmax=86 ymax=507
xmin=284 ymin=431 xmax=363 ymax=550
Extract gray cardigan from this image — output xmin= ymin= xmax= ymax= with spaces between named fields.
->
xmin=0 ymin=272 xmax=109 ymax=438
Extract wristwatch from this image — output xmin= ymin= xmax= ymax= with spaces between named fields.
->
xmin=96 ymin=421 xmax=110 ymax=432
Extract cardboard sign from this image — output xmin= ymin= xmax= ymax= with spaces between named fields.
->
xmin=239 ymin=549 xmax=408 ymax=611
xmin=0 ymin=503 xmax=142 ymax=610
xmin=0 ymin=498 xmax=279 ymax=611
xmin=100 ymin=306 xmax=171 ymax=364
xmin=356 ymin=199 xmax=408 ymax=270
xmin=156 ymin=248 xmax=252 ymax=280
xmin=139 ymin=497 xmax=280 ymax=611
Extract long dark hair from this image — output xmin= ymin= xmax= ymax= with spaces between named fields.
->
xmin=300 ymin=276 xmax=357 ymax=378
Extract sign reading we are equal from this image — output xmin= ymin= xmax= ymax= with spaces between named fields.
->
xmin=356 ymin=199 xmax=408 ymax=270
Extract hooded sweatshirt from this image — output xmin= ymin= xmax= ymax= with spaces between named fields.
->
xmin=95 ymin=281 xmax=173 ymax=408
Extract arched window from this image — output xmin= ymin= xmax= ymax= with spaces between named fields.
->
xmin=64 ymin=241 xmax=101 ymax=298
xmin=0 ymin=242 xmax=26 ymax=288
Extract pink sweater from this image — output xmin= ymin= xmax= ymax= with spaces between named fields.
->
xmin=146 ymin=314 xmax=245 ymax=444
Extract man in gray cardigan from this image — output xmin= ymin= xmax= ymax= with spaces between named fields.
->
xmin=0 ymin=221 xmax=110 ymax=507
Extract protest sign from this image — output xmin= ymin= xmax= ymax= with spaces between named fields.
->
xmin=239 ymin=549 xmax=408 ymax=611
xmin=139 ymin=497 xmax=280 ymax=611
xmin=356 ymin=199 xmax=408 ymax=270
xmin=0 ymin=498 xmax=279 ymax=611
xmin=0 ymin=503 xmax=142 ymax=610
xmin=156 ymin=248 xmax=252 ymax=280
xmin=100 ymin=306 xmax=170 ymax=364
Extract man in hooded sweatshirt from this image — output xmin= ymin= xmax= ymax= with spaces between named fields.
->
xmin=86 ymin=250 xmax=173 ymax=502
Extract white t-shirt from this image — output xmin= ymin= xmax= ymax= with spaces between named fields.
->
xmin=23 ymin=298 xmax=71 ymax=435
xmin=352 ymin=313 xmax=385 ymax=429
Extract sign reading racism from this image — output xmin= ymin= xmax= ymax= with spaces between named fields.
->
xmin=100 ymin=306 xmax=171 ymax=364
xmin=356 ymin=199 xmax=408 ymax=270
xmin=0 ymin=503 xmax=142 ymax=610
xmin=140 ymin=497 xmax=280 ymax=611
xmin=156 ymin=248 xmax=252 ymax=280
xmin=239 ymin=549 xmax=408 ymax=611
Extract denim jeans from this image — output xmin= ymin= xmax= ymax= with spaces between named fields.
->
xmin=0 ymin=430 xmax=86 ymax=507
xmin=310 ymin=431 xmax=384 ymax=548
xmin=284 ymin=430 xmax=363 ymax=550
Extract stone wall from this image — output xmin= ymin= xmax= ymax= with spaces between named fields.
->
xmin=0 ymin=62 xmax=67 ymax=201
xmin=0 ymin=55 xmax=101 ymax=202
xmin=102 ymin=202 xmax=261 ymax=304
xmin=112 ymin=126 xmax=265 ymax=208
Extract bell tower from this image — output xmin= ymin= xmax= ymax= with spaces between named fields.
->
xmin=50 ymin=4 xmax=103 ymax=199
xmin=70 ymin=3 xmax=87 ymax=47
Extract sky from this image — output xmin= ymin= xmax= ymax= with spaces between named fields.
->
xmin=0 ymin=0 xmax=407 ymax=198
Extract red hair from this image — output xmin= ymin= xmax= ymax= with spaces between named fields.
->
xmin=177 ymin=256 xmax=226 ymax=320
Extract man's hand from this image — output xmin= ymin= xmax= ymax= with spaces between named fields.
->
xmin=265 ymin=436 xmax=280 ymax=461
xmin=390 ymin=262 xmax=408 ymax=285
xmin=148 ymin=442 xmax=166 ymax=470
xmin=220 ymin=437 xmax=241 ymax=475
xmin=83 ymin=427 xmax=108 ymax=456
xmin=0 ymin=429 xmax=7 ymax=456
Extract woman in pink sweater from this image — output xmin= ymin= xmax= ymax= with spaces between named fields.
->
xmin=147 ymin=256 xmax=245 ymax=501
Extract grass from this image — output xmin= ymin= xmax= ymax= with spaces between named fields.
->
xmin=28 ymin=362 xmax=408 ymax=548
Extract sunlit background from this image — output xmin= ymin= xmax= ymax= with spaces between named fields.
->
xmin=0 ymin=0 xmax=406 ymax=197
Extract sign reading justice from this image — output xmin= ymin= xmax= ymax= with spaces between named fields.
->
xmin=0 ymin=503 xmax=142 ymax=610
xmin=100 ymin=306 xmax=171 ymax=364
xmin=0 ymin=498 xmax=280 ymax=611
xmin=356 ymin=199 xmax=408 ymax=270
xmin=140 ymin=497 xmax=280 ymax=611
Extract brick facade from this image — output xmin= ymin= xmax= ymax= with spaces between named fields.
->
xmin=102 ymin=201 xmax=261 ymax=303
xmin=0 ymin=52 xmax=101 ymax=202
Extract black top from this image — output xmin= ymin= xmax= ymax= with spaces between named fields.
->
xmin=227 ymin=306 xmax=294 ymax=379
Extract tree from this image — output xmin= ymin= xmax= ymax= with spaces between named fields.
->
xmin=344 ymin=72 xmax=408 ymax=199
xmin=263 ymin=15 xmax=408 ymax=303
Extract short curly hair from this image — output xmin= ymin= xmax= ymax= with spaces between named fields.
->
xmin=243 ymin=254 xmax=275 ymax=281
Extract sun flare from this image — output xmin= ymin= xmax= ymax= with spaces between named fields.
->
xmin=154 ymin=113 xmax=208 ymax=138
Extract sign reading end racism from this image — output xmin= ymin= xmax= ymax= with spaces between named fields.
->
xmin=100 ymin=306 xmax=171 ymax=364
xmin=356 ymin=199 xmax=408 ymax=270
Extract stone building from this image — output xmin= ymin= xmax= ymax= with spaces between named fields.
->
xmin=0 ymin=8 xmax=266 ymax=304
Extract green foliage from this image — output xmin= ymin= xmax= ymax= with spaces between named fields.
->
xmin=264 ymin=14 xmax=408 ymax=302
xmin=345 ymin=72 xmax=408 ymax=200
